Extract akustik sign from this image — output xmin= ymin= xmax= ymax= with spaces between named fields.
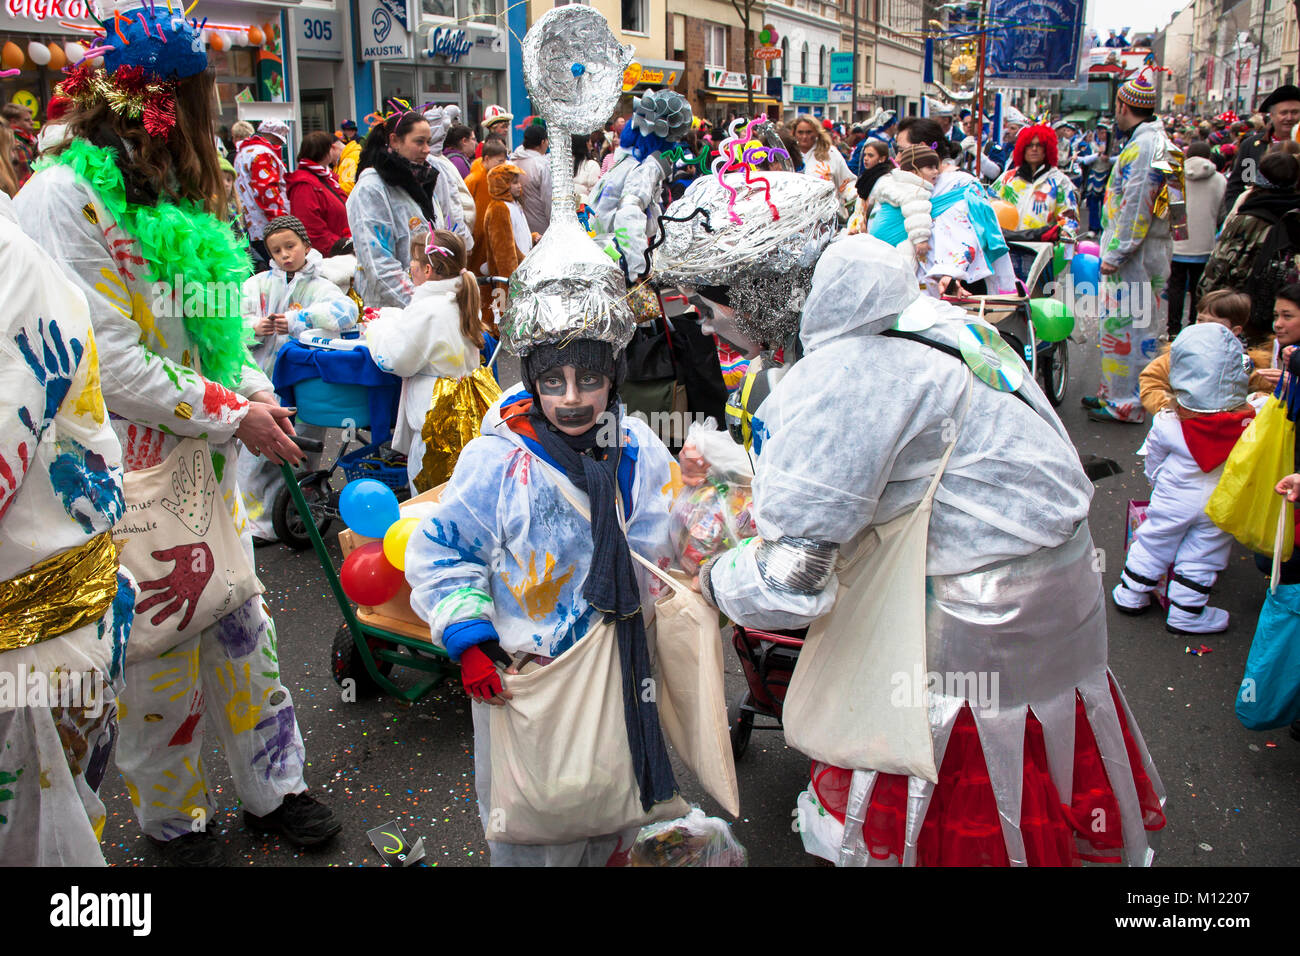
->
xmin=358 ymin=0 xmax=411 ymax=62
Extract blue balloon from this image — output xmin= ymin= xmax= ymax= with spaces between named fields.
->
xmin=1071 ymin=252 xmax=1100 ymax=288
xmin=340 ymin=479 xmax=401 ymax=539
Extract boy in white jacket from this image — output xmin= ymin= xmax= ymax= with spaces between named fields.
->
xmin=866 ymin=143 xmax=938 ymax=267
xmin=364 ymin=229 xmax=501 ymax=492
xmin=238 ymin=215 xmax=358 ymax=540
xmin=1113 ymin=323 xmax=1255 ymax=634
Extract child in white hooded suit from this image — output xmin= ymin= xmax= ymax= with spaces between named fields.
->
xmin=1113 ymin=323 xmax=1256 ymax=634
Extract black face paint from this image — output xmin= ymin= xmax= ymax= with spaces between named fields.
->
xmin=554 ymin=405 xmax=596 ymax=428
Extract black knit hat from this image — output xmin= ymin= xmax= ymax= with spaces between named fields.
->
xmin=264 ymin=215 xmax=310 ymax=246
xmin=522 ymin=339 xmax=625 ymax=393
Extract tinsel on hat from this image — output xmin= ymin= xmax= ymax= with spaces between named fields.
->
xmin=54 ymin=2 xmax=208 ymax=140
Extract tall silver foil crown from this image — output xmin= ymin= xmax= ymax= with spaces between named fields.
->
xmin=501 ymin=5 xmax=636 ymax=356
xmin=655 ymin=171 xmax=840 ymax=345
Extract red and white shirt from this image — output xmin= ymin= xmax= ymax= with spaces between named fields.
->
xmin=234 ymin=135 xmax=289 ymax=240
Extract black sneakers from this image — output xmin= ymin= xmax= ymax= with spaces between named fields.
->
xmin=244 ymin=792 xmax=341 ymax=847
xmin=149 ymin=830 xmax=225 ymax=867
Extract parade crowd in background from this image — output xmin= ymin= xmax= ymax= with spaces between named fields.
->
xmin=3 ymin=2 xmax=1300 ymax=871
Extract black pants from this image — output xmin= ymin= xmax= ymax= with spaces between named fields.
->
xmin=1167 ymin=259 xmax=1206 ymax=337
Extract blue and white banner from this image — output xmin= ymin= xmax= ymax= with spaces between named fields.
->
xmin=985 ymin=0 xmax=1087 ymax=88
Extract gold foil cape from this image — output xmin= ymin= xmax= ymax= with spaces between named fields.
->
xmin=0 ymin=533 xmax=120 ymax=651
xmin=415 ymin=367 xmax=503 ymax=493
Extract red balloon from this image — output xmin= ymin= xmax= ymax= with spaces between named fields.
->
xmin=340 ymin=541 xmax=404 ymax=606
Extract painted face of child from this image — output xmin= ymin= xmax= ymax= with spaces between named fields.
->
xmin=266 ymin=230 xmax=308 ymax=274
xmin=1274 ymin=297 xmax=1300 ymax=346
xmin=409 ymin=256 xmax=435 ymax=287
xmin=535 ymin=365 xmax=611 ymax=436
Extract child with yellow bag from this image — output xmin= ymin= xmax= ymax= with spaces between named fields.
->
xmin=1114 ymin=323 xmax=1257 ymax=634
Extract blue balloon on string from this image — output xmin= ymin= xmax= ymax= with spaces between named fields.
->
xmin=1071 ymin=252 xmax=1101 ymax=288
xmin=340 ymin=479 xmax=401 ymax=539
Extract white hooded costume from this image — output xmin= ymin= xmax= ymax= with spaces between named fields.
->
xmin=704 ymin=235 xmax=1166 ymax=866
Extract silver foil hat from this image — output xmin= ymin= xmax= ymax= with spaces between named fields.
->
xmin=654 ymin=171 xmax=840 ymax=344
xmin=631 ymin=89 xmax=693 ymax=140
xmin=500 ymin=5 xmax=636 ymax=356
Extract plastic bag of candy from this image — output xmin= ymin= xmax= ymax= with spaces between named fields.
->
xmin=629 ymin=808 xmax=748 ymax=867
xmin=671 ymin=475 xmax=757 ymax=575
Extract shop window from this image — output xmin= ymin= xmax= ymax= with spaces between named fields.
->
xmin=381 ymin=65 xmax=418 ymax=109
xmin=801 ymin=42 xmax=808 ymax=84
xmin=621 ymin=0 xmax=647 ymax=34
xmin=819 ymin=45 xmax=826 ymax=85
xmin=705 ymin=24 xmax=727 ymax=70
xmin=464 ymin=69 xmax=501 ymax=132
xmin=422 ymin=0 xmax=455 ymax=18
xmin=419 ymin=67 xmax=460 ymax=95
xmin=468 ymin=0 xmax=498 ymax=22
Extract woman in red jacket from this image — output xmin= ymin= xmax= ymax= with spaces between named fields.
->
xmin=287 ymin=131 xmax=353 ymax=255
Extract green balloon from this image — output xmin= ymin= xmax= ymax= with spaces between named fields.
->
xmin=1029 ymin=298 xmax=1073 ymax=343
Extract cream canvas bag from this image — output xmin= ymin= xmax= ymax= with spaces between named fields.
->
xmin=781 ymin=372 xmax=973 ymax=783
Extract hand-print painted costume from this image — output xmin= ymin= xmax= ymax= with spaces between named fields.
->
xmin=364 ymin=275 xmax=498 ymax=491
xmin=924 ymin=169 xmax=1017 ymax=294
xmin=0 ymin=211 xmax=134 ymax=866
xmin=346 ymin=167 xmax=431 ymax=308
xmin=234 ymin=135 xmax=290 ymax=241
xmin=991 ymin=163 xmax=1079 ymax=235
xmin=406 ymin=389 xmax=680 ymax=865
xmin=1096 ymin=120 xmax=1176 ymax=423
xmin=15 ymin=146 xmax=314 ymax=845
xmin=237 ymin=247 xmax=358 ymax=539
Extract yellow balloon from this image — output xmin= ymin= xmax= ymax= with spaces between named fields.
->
xmin=382 ymin=516 xmax=420 ymax=571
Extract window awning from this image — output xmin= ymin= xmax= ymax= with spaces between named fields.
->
xmin=710 ymin=94 xmax=781 ymax=104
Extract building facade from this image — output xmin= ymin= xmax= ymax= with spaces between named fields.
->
xmin=666 ymin=0 xmax=776 ymax=126
xmin=764 ymin=0 xmax=845 ymax=121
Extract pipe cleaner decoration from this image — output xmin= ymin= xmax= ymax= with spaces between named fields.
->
xmin=55 ymin=1 xmax=208 ymax=140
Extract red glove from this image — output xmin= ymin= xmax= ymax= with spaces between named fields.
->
xmin=460 ymin=644 xmax=508 ymax=703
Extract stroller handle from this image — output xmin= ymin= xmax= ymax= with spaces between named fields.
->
xmin=292 ymin=435 xmax=325 ymax=454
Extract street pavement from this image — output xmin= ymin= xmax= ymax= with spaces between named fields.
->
xmin=99 ymin=340 xmax=1300 ymax=867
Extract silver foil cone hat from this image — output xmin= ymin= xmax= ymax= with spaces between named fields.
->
xmin=501 ymin=4 xmax=636 ymax=356
xmin=654 ymin=171 xmax=840 ymax=344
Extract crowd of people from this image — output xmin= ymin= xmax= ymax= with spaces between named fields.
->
xmin=1 ymin=2 xmax=1297 ymax=872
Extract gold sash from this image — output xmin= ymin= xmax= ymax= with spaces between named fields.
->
xmin=0 ymin=533 xmax=120 ymax=652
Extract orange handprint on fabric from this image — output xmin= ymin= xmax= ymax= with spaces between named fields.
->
xmin=135 ymin=542 xmax=215 ymax=632
xmin=501 ymin=551 xmax=576 ymax=621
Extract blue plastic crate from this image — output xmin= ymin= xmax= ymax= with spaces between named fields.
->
xmin=339 ymin=443 xmax=408 ymax=492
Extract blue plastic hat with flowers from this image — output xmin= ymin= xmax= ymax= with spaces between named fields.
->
xmin=56 ymin=1 xmax=208 ymax=139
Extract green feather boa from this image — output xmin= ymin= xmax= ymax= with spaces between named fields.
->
xmin=37 ymin=139 xmax=254 ymax=389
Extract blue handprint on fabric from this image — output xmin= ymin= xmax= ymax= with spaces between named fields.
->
xmin=14 ymin=317 xmax=83 ymax=430
xmin=48 ymin=441 xmax=124 ymax=534
xmin=251 ymin=705 xmax=303 ymax=781
xmin=371 ymin=223 xmax=396 ymax=257
xmin=97 ymin=572 xmax=136 ymax=682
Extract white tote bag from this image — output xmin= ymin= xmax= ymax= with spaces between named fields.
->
xmin=781 ymin=372 xmax=972 ymax=783
xmin=548 ymin=472 xmax=740 ymax=817
xmin=486 ymin=615 xmax=690 ymax=845
xmin=115 ymin=438 xmax=263 ymax=663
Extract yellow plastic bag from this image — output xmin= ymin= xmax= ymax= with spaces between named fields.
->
xmin=1205 ymin=395 xmax=1295 ymax=559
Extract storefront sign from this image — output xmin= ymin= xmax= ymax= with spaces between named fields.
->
xmin=791 ymin=85 xmax=827 ymax=104
xmin=291 ymin=8 xmax=343 ymax=60
xmin=427 ymin=25 xmax=472 ymax=63
xmin=358 ymin=0 xmax=411 ymax=62
xmin=828 ymin=82 xmax=851 ymax=103
xmin=3 ymin=0 xmax=92 ymax=22
xmin=622 ymin=60 xmax=680 ymax=90
xmin=706 ymin=68 xmax=763 ymax=93
xmin=855 ymin=100 xmax=874 ymax=111
xmin=829 ymin=51 xmax=853 ymax=84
